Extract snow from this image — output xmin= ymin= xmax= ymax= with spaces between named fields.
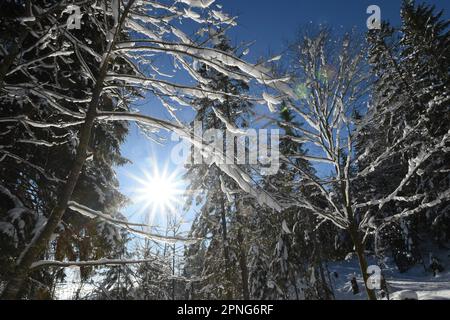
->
xmin=329 ymin=249 xmax=450 ymax=300
xmin=171 ymin=27 xmax=192 ymax=44
xmin=68 ymin=201 xmax=202 ymax=245
xmin=217 ymin=163 xmax=282 ymax=212
xmin=183 ymin=8 xmax=202 ymax=22
xmin=219 ymin=175 xmax=233 ymax=203
xmin=393 ymin=290 xmax=420 ymax=300
xmin=117 ymin=41 xmax=294 ymax=98
xmin=31 ymin=258 xmax=161 ymax=270
xmin=18 ymin=16 xmax=36 ymax=23
xmin=179 ymin=0 xmax=215 ymax=8
xmin=211 ymin=107 xmax=247 ymax=135
xmin=268 ymin=55 xmax=282 ymax=62
xmin=262 ymin=92 xmax=282 ymax=113
xmin=111 ymin=0 xmax=119 ymax=27
xmin=211 ymin=10 xmax=235 ymax=25
xmin=281 ymin=220 xmax=292 ymax=234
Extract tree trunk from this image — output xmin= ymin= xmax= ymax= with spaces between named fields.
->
xmin=349 ymin=224 xmax=377 ymax=300
xmin=236 ymin=225 xmax=250 ymax=300
xmin=1 ymin=58 xmax=109 ymax=301
xmin=235 ymin=201 xmax=249 ymax=300
xmin=318 ymin=261 xmax=334 ymax=300
xmin=220 ymin=195 xmax=233 ymax=300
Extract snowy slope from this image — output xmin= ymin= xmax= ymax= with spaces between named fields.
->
xmin=328 ymin=248 xmax=450 ymax=300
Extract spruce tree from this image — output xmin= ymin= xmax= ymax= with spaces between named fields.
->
xmin=183 ymin=34 xmax=253 ymax=300
xmin=358 ymin=0 xmax=450 ymax=272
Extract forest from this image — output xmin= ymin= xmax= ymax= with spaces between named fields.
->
xmin=0 ymin=0 xmax=449 ymax=301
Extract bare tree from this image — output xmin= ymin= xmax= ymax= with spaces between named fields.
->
xmin=275 ymin=29 xmax=449 ymax=300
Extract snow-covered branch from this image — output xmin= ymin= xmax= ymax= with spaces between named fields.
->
xmin=0 ymin=116 xmax=84 ymax=129
xmin=68 ymin=201 xmax=202 ymax=244
xmin=30 ymin=258 xmax=161 ymax=270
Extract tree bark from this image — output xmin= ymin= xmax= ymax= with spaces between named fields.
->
xmin=236 ymin=222 xmax=249 ymax=300
xmin=220 ymin=194 xmax=233 ymax=300
xmin=349 ymin=224 xmax=377 ymax=300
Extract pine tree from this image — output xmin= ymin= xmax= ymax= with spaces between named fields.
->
xmin=248 ymin=103 xmax=334 ymax=300
xmin=400 ymin=0 xmax=450 ymax=248
xmin=183 ymin=34 xmax=253 ymax=300
xmin=358 ymin=0 xmax=450 ymax=272
xmin=93 ymin=232 xmax=136 ymax=300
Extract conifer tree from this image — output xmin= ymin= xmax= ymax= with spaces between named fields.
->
xmin=183 ymin=34 xmax=253 ymax=300
xmin=358 ymin=0 xmax=450 ymax=271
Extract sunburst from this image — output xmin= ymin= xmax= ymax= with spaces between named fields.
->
xmin=127 ymin=161 xmax=185 ymax=225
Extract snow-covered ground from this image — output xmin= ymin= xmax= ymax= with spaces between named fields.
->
xmin=328 ymin=247 xmax=450 ymax=300
xmin=54 ymin=245 xmax=450 ymax=300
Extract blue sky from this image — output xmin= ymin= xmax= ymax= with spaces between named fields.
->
xmin=116 ymin=0 xmax=450 ymax=228
xmin=225 ymin=0 xmax=449 ymax=58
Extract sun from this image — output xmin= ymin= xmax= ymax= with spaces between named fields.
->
xmin=140 ymin=171 xmax=180 ymax=212
xmin=128 ymin=163 xmax=184 ymax=222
